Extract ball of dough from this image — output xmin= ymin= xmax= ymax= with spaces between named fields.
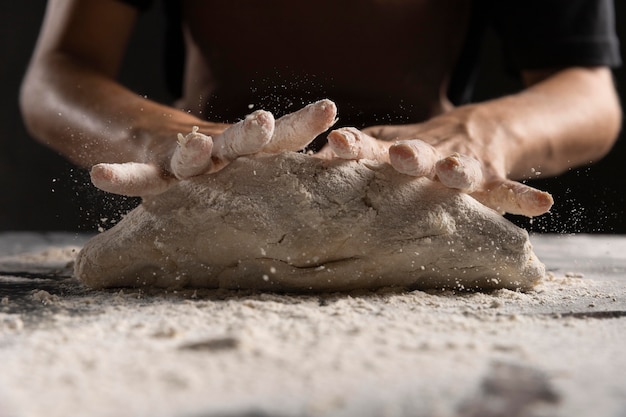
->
xmin=75 ymin=153 xmax=545 ymax=292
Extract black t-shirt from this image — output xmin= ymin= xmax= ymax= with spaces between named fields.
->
xmin=117 ymin=0 xmax=621 ymax=104
xmin=449 ymin=0 xmax=622 ymax=103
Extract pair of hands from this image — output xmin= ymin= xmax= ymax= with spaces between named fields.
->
xmin=91 ymin=99 xmax=553 ymax=217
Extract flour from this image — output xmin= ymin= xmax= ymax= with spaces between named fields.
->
xmin=30 ymin=289 xmax=59 ymax=305
xmin=1 ymin=264 xmax=625 ymax=417
xmin=75 ymin=152 xmax=544 ymax=291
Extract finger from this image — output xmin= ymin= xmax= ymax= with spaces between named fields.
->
xmin=472 ymin=179 xmax=554 ymax=217
xmin=211 ymin=110 xmax=275 ymax=170
xmin=90 ymin=162 xmax=174 ymax=196
xmin=388 ymin=139 xmax=439 ymax=179
xmin=435 ymin=153 xmax=483 ymax=193
xmin=327 ymin=128 xmax=360 ymax=159
xmin=327 ymin=127 xmax=391 ymax=162
xmin=170 ymin=126 xmax=214 ymax=179
xmin=312 ymin=144 xmax=336 ymax=160
xmin=264 ymin=99 xmax=337 ymax=153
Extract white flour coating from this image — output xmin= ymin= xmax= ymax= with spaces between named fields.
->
xmin=75 ymin=152 xmax=544 ymax=291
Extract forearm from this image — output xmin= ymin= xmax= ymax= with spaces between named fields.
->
xmin=20 ymin=52 xmax=212 ymax=169
xmin=476 ymin=67 xmax=622 ymax=179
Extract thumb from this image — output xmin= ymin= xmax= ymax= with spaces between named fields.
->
xmin=90 ymin=162 xmax=174 ymax=197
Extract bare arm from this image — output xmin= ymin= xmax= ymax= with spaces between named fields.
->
xmin=19 ymin=0 xmax=222 ymax=171
xmin=364 ymin=67 xmax=621 ymax=179
xmin=505 ymin=66 xmax=621 ymax=178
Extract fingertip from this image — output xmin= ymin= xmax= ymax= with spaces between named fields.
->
xmin=246 ymin=109 xmax=276 ymax=137
xmin=327 ymin=128 xmax=359 ymax=159
xmin=90 ymin=163 xmax=122 ymax=193
xmin=389 ymin=142 xmax=416 ymax=165
xmin=90 ymin=162 xmax=172 ymax=196
xmin=435 ymin=153 xmax=482 ymax=192
xmin=474 ymin=180 xmax=554 ymax=217
xmin=524 ymin=189 xmax=554 ymax=217
xmin=435 ymin=153 xmax=462 ymax=171
xmin=389 ymin=141 xmax=436 ymax=178
xmin=310 ymin=99 xmax=338 ymax=131
xmin=90 ymin=163 xmax=114 ymax=186
xmin=267 ymin=99 xmax=338 ymax=153
xmin=316 ymin=98 xmax=337 ymax=118
xmin=170 ymin=131 xmax=214 ymax=179
xmin=187 ymin=132 xmax=214 ymax=153
xmin=508 ymin=183 xmax=554 ymax=217
xmin=214 ymin=111 xmax=274 ymax=160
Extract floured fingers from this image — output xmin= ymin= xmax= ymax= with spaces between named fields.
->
xmin=264 ymin=99 xmax=337 ymax=153
xmin=91 ymin=162 xmax=174 ymax=197
xmin=389 ymin=140 xmax=439 ymax=179
xmin=472 ymin=179 xmax=554 ymax=217
xmin=390 ymin=140 xmax=484 ymax=192
xmin=327 ymin=127 xmax=391 ymax=163
xmin=210 ymin=110 xmax=275 ymax=171
xmin=387 ymin=139 xmax=552 ymax=216
xmin=435 ymin=153 xmax=483 ymax=193
xmin=170 ymin=126 xmax=213 ymax=179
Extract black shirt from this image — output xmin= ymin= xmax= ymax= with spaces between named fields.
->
xmin=117 ymin=0 xmax=621 ymax=106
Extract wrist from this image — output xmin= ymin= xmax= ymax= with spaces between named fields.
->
xmin=468 ymin=98 xmax=541 ymax=181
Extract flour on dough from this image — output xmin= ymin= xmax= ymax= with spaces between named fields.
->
xmin=74 ymin=153 xmax=545 ymax=291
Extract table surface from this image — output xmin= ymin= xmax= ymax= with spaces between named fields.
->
xmin=530 ymin=234 xmax=626 ymax=281
xmin=1 ymin=232 xmax=625 ymax=417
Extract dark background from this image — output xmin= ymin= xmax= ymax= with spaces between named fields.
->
xmin=1 ymin=2 xmax=624 ymax=233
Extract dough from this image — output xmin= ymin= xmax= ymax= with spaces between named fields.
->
xmin=74 ymin=152 xmax=545 ymax=292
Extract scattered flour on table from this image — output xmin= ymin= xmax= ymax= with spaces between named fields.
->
xmin=1 ymin=271 xmax=625 ymax=417
xmin=30 ymin=290 xmax=60 ymax=305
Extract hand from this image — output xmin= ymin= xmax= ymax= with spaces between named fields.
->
xmin=323 ymin=105 xmax=553 ymax=217
xmin=90 ymin=100 xmax=337 ymax=197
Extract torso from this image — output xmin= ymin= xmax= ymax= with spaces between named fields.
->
xmin=179 ymin=0 xmax=471 ymax=126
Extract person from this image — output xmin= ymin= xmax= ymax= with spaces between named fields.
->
xmin=20 ymin=0 xmax=622 ymax=217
